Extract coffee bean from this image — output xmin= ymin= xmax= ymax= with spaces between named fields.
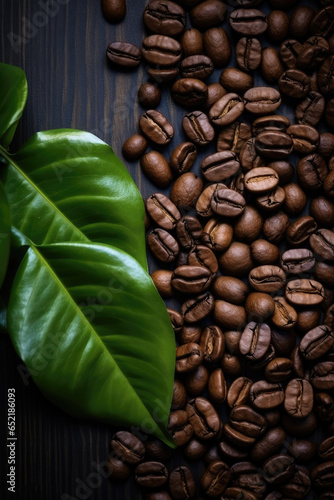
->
xmin=172 ymin=78 xmax=208 ymax=108
xmin=219 ymin=242 xmax=254 ymax=277
xmin=231 ymin=462 xmax=267 ymax=496
xmin=211 ymin=187 xmax=246 ymax=218
xmin=175 ymin=342 xmax=204 ymax=373
xmin=268 ymin=160 xmax=294 ymax=184
xmin=311 ymin=361 xmax=334 ymax=390
xmin=283 ymin=182 xmax=307 ymax=215
xmin=223 ymin=487 xmax=258 ymax=500
xmin=217 ymin=123 xmax=252 ymax=155
xmin=267 ymin=10 xmax=289 ymax=43
xmin=284 ymin=378 xmax=314 ymax=418
xmin=143 ymin=1 xmax=186 ymax=37
xmin=250 ymin=427 xmax=287 ymax=462
xmin=138 ymin=82 xmax=161 ymax=109
xmin=111 ymin=431 xmax=145 ymax=464
xmin=135 ymin=461 xmax=168 ymax=488
xmin=285 ymin=279 xmax=324 ymax=306
xmin=140 ymin=110 xmax=174 ymax=145
xmin=200 ymin=325 xmax=225 ymax=363
xmin=234 ymin=206 xmax=263 ymax=242
xmin=142 ymin=35 xmax=182 ymax=67
xmin=182 ymin=111 xmax=215 ymax=146
xmin=244 ymin=87 xmax=282 ymax=114
xmin=239 ymin=138 xmax=266 ymax=171
xmin=310 ymin=6 xmax=334 ymax=38
xmin=297 ymin=307 xmax=322 ymax=334
xmin=250 ymin=380 xmax=285 ymax=409
xmin=190 ymin=0 xmax=227 ymax=30
xmin=106 ymin=42 xmax=141 ymax=68
xmin=208 ymin=368 xmax=227 ymax=404
xmin=170 ymin=172 xmax=203 ymax=209
xmin=263 ymin=455 xmax=295 ymax=485
xmin=295 ymin=92 xmax=325 ymax=126
xmin=182 ymin=292 xmax=214 ymax=323
xmin=200 ymin=460 xmax=231 ymax=497
xmin=325 ymin=98 xmax=334 ymax=128
xmin=184 ymin=438 xmax=208 ymax=461
xmin=318 ymin=56 xmax=334 ymax=96
xmin=297 ymin=36 xmax=329 ymax=72
xmin=201 ymin=151 xmax=240 ymax=183
xmin=188 ymin=245 xmax=218 ymax=274
xmin=227 ymin=377 xmax=252 ymax=408
xmin=170 ymin=142 xmax=197 ymax=176
xmin=181 ymin=28 xmax=203 ymax=58
xmin=301 ymin=325 xmax=334 ymax=361
xmin=223 ymin=423 xmax=256 ymax=447
xmin=196 ymin=183 xmax=226 ymax=218
xmin=265 ymin=357 xmax=293 ymax=382
xmin=203 ymin=28 xmax=231 ymax=67
xmin=229 ymin=9 xmax=267 ymax=36
xmin=310 ymin=229 xmax=334 ymax=261
xmin=204 ymin=83 xmax=227 ymax=109
xmin=147 ymin=67 xmax=179 ymax=84
xmin=251 ymin=239 xmax=280 ymax=265
xmin=297 ymin=153 xmax=329 ymax=191
xmin=219 ymin=440 xmax=248 ymax=462
xmin=287 ymin=124 xmax=319 ymax=154
xmin=146 ymin=193 xmax=181 ymax=230
xmin=102 ymin=0 xmax=126 ymax=22
xmin=176 ymin=216 xmax=202 ymax=250
xmin=180 ymin=324 xmax=202 ymax=345
xmin=271 ymin=297 xmax=297 ymax=330
xmin=263 ymin=211 xmax=290 ymax=244
xmin=172 ymin=266 xmax=212 ymax=294
xmin=289 ymin=439 xmax=317 ymax=462
xmin=172 ymin=380 xmax=187 ymax=410
xmin=318 ymin=132 xmax=334 ymax=157
xmin=186 ymin=397 xmax=221 ymax=440
xmin=168 ymin=410 xmax=193 ymax=446
xmin=213 ymin=276 xmax=248 ymax=305
xmin=311 ymin=461 xmax=334 ymax=490
xmin=312 ymin=197 xmax=334 ymax=228
xmin=286 ymin=215 xmax=317 ymax=245
xmin=239 ymin=322 xmax=271 ymax=360
xmin=145 ymin=492 xmax=172 ymax=500
xmin=319 ymin=436 xmax=334 ymax=461
xmin=209 ymin=93 xmax=244 ymax=127
xmin=122 ymin=134 xmax=148 ymax=161
xmin=229 ymin=405 xmax=267 ymax=438
xmin=151 ymin=270 xmax=173 ymax=298
xmin=202 ymin=219 xmax=233 ymax=253
xmin=244 ymin=167 xmax=279 ymax=194
xmin=169 ymin=466 xmax=196 ymax=500
xmin=279 ymin=69 xmax=310 ymax=98
xmin=214 ymin=300 xmax=247 ymax=330
xmin=168 ymin=308 xmax=184 ymax=333
xmin=246 ymin=292 xmax=275 ymax=321
xmin=261 ymin=47 xmax=285 ymax=84
xmin=256 ymin=187 xmax=285 ymax=213
xmin=236 ymin=37 xmax=262 ymax=72
xmin=255 ymin=131 xmax=293 ymax=160
xmin=147 ymin=228 xmax=179 ymax=262
xmin=219 ymin=68 xmax=254 ymax=95
xmin=248 ymin=265 xmax=286 ymax=293
xmin=252 ymin=115 xmax=290 ymax=136
xmin=279 ymin=39 xmax=303 ymax=68
xmin=180 ymin=55 xmax=214 ymax=80
xmin=290 ymin=6 xmax=315 ymax=40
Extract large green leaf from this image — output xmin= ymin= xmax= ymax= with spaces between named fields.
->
xmin=0 ymin=63 xmax=28 ymax=148
xmin=0 ymin=181 xmax=11 ymax=289
xmin=0 ymin=130 xmax=147 ymax=269
xmin=7 ymin=240 xmax=175 ymax=446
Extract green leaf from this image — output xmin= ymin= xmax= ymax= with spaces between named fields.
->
xmin=0 ymin=130 xmax=147 ymax=269
xmin=0 ymin=63 xmax=28 ymax=148
xmin=7 ymin=241 xmax=175 ymax=446
xmin=0 ymin=181 xmax=11 ymax=289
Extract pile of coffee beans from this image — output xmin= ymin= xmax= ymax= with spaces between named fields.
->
xmin=104 ymin=0 xmax=334 ymax=498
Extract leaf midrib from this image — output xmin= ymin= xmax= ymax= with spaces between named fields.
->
xmin=0 ymin=146 xmax=89 ymax=243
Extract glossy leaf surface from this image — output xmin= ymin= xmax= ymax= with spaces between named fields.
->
xmin=8 ymin=241 xmax=175 ymax=446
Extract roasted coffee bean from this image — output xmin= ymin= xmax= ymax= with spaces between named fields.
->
xmin=229 ymin=9 xmax=267 ymax=36
xmin=213 ymin=277 xmax=248 ymax=305
xmin=250 ymin=427 xmax=287 ymax=462
xmin=169 ymin=466 xmax=196 ymax=500
xmin=214 ymin=300 xmax=247 ymax=330
xmin=180 ymin=324 xmax=201 ymax=345
xmin=190 ymin=0 xmax=227 ymax=31
xmin=252 ymin=115 xmax=290 ymax=136
xmin=145 ymin=439 xmax=174 ymax=462
xmin=220 ymin=68 xmax=254 ymax=95
xmin=230 ymin=172 xmax=246 ymax=196
xmin=296 ymin=307 xmax=321 ymax=334
xmin=267 ymin=10 xmax=289 ymax=43
xmin=261 ymin=47 xmax=284 ymax=84
xmin=234 ymin=206 xmax=263 ymax=242
xmin=319 ymin=436 xmax=334 ymax=461
xmin=263 ymin=211 xmax=290 ymax=244
xmin=316 ymin=391 xmax=334 ymax=421
xmin=196 ymin=183 xmax=225 ymax=218
xmin=217 ymin=122 xmax=252 ymax=154
xmin=311 ymin=361 xmax=334 ymax=390
xmin=211 ymin=187 xmax=246 ymax=218
xmin=140 ymin=110 xmax=174 ymax=145
xmin=263 ymin=455 xmax=295 ymax=485
xmin=172 ymin=78 xmax=208 ymax=108
xmin=176 ymin=216 xmax=202 ymax=250
xmin=102 ymin=0 xmax=126 ymax=22
xmin=251 ymin=239 xmax=280 ymax=265
xmin=146 ymin=193 xmax=180 ymax=230
xmin=172 ymin=380 xmax=187 ymax=410
xmin=182 ymin=111 xmax=215 ymax=146
xmin=281 ymin=466 xmax=312 ymax=498
xmin=297 ymin=153 xmax=328 ymax=191
xmin=271 ymin=329 xmax=296 ymax=357
xmin=295 ymin=91 xmax=325 ymax=126
xmin=284 ymin=378 xmax=314 ymax=418
xmin=175 ymin=342 xmax=204 ymax=373
xmin=315 ymin=261 xmax=334 ymax=288
xmin=107 ymin=456 xmax=131 ymax=481
xmin=142 ymin=35 xmax=182 ymax=67
xmin=181 ymin=28 xmax=203 ymax=58
xmin=223 ymin=487 xmax=258 ymax=500
xmin=223 ymin=423 xmax=256 ymax=447
xmin=227 ymin=377 xmax=252 ymax=408
xmin=279 ymin=69 xmax=310 ymax=98
xmin=283 ymin=183 xmax=307 ymax=215
xmin=236 ymin=37 xmax=262 ymax=72
xmin=202 ymin=219 xmax=233 ymax=253
xmin=147 ymin=67 xmax=179 ymax=84
xmin=205 ymin=83 xmax=227 ymax=109
xmin=209 ymin=93 xmax=244 ymax=127
xmin=230 ymin=462 xmax=266 ymax=496
xmin=106 ymin=42 xmax=141 ymax=68
xmin=170 ymin=172 xmax=203 ymax=209
xmin=229 ymin=405 xmax=267 ymax=438
xmin=256 ymin=186 xmax=285 ymax=213
xmin=246 ymin=292 xmax=275 ymax=321
xmin=201 ymin=151 xmax=240 ymax=183
xmin=239 ymin=322 xmax=271 ymax=360
xmin=208 ymin=368 xmax=227 ymax=404
xmin=279 ymin=39 xmax=303 ymax=68
xmin=219 ymin=440 xmax=248 ymax=462
xmin=289 ymin=440 xmax=316 ymax=463
xmin=310 ymin=6 xmax=334 ymax=38
xmin=204 ymin=28 xmax=231 ymax=68
xmin=147 ymin=228 xmax=179 ymax=262
xmin=186 ymin=397 xmax=220 ymax=440
xmin=318 ymin=56 xmax=334 ymax=96
xmin=172 ymin=266 xmax=212 ymax=294
xmin=143 ymin=1 xmax=186 ymax=37
xmin=286 ymin=215 xmax=317 ymax=245
xmin=204 ymin=445 xmax=221 ymax=465
xmin=145 ymin=492 xmax=172 ymax=500
xmin=250 ymin=380 xmax=284 ymax=409
xmin=297 ymin=36 xmax=330 ymax=72
xmin=244 ymin=87 xmax=281 ymax=114
xmin=310 ymin=229 xmax=334 ymax=261
xmin=311 ymin=461 xmax=334 ymax=490
xmin=225 ymin=330 xmax=242 ymax=355
xmin=311 ymin=196 xmax=334 ymax=227
xmin=239 ymin=138 xmax=266 ymax=171
xmin=182 ymin=292 xmax=214 ymax=323
xmin=188 ymin=245 xmax=218 ymax=274
xmin=135 ymin=462 xmax=168 ymax=488
xmin=265 ymin=357 xmax=293 ymax=382
xmin=222 ymin=353 xmax=241 ymax=376
xmin=318 ymin=132 xmax=334 ymax=157
xmin=168 ymin=410 xmax=193 ymax=446
xmin=200 ymin=460 xmax=231 ymax=497
xmin=268 ymin=160 xmax=294 ymax=184
xmin=138 ymin=82 xmax=161 ymax=109
xmin=170 ymin=142 xmax=197 ymax=175
xmin=219 ymin=242 xmax=254 ymax=277
xmin=290 ymin=6 xmax=314 ymax=40
xmin=271 ymin=297 xmax=297 ymax=330
xmin=282 ymin=412 xmax=318 ymax=437
xmin=244 ymin=167 xmax=279 ymax=194
xmin=180 ymin=55 xmax=214 ymax=80
xmin=287 ymin=124 xmax=319 ymax=154
xmin=184 ymin=438 xmax=208 ymax=461
xmin=285 ymin=279 xmax=324 ymax=306
xmin=151 ymin=270 xmax=173 ymax=298
xmin=200 ymin=325 xmax=225 ymax=363
xmin=168 ymin=308 xmax=184 ymax=333
xmin=255 ymin=131 xmax=293 ymax=160
xmin=122 ymin=134 xmax=148 ymax=161
xmin=111 ymin=431 xmax=145 ymax=464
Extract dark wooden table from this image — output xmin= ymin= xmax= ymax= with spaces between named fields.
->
xmin=0 ymin=0 xmax=324 ymax=499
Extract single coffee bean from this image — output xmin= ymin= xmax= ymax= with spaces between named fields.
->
xmin=167 ymin=308 xmax=183 ymax=333
xmin=311 ymin=361 xmax=334 ymax=390
xmin=279 ymin=39 xmax=303 ymax=68
xmin=295 ymin=91 xmax=325 ymax=126
xmin=310 ymin=6 xmax=334 ymax=38
xmin=223 ymin=487 xmax=258 ymax=500
xmin=211 ymin=187 xmax=246 ymax=217
xmin=290 ymin=6 xmax=315 ymax=40
xmin=107 ymin=455 xmax=131 ymax=481
xmin=312 ymin=197 xmax=334 ymax=227
xmin=102 ymin=0 xmax=126 ymax=22
xmin=315 ymin=261 xmax=334 ymax=288
xmin=170 ymin=172 xmax=203 ymax=209
xmin=248 ymin=265 xmax=286 ymax=293
xmin=138 ymin=82 xmax=161 ymax=109
xmin=219 ymin=68 xmax=254 ymax=95
xmin=204 ymin=83 xmax=227 ymax=109
xmin=147 ymin=228 xmax=179 ymax=262
xmin=279 ymin=69 xmax=310 ymax=98
xmin=256 ymin=187 xmax=285 ymax=213
xmin=204 ymin=28 xmax=231 ymax=67
xmin=182 ymin=292 xmax=214 ymax=323
xmin=146 ymin=193 xmax=181 ymax=230
xmin=175 ymin=342 xmax=204 ymax=374
xmin=223 ymin=423 xmax=255 ymax=448
xmin=140 ymin=110 xmax=174 ymax=145
xmin=196 ymin=183 xmax=226 ymax=218
xmin=201 ymin=151 xmax=240 ymax=183
xmin=142 ymin=35 xmax=182 ymax=67
xmin=268 ymin=160 xmax=294 ymax=184
xmin=286 ymin=215 xmax=317 ymax=245
xmin=172 ymin=78 xmax=208 ymax=108
xmin=229 ymin=9 xmax=267 ymax=36
xmin=246 ymin=292 xmax=275 ymax=321
xmin=234 ymin=206 xmax=263 ymax=242
xmin=204 ymin=445 xmax=221 ymax=465
xmin=168 ymin=466 xmax=196 ymax=500
xmin=319 ymin=436 xmax=334 ymax=461
xmin=200 ymin=325 xmax=225 ymax=363
xmin=310 ymin=229 xmax=334 ymax=261
xmin=219 ymin=242 xmax=254 ymax=277
xmin=214 ymin=300 xmax=247 ymax=330
xmin=261 ymin=47 xmax=284 ymax=84
xmin=229 ymin=405 xmax=267 ymax=438
xmin=147 ymin=67 xmax=179 ymax=84
xmin=239 ymin=138 xmax=266 ymax=171
xmin=298 ymin=153 xmax=329 ymax=190
xmin=186 ymin=397 xmax=221 ymax=440
xmin=190 ymin=0 xmax=227 ymax=30
xmin=181 ymin=28 xmax=203 ymax=58
xmin=271 ymin=297 xmax=297 ymax=330
xmin=209 ymin=93 xmax=244 ymax=127
xmin=263 ymin=211 xmax=289 ymax=244
xmin=255 ymin=131 xmax=293 ymax=160
xmin=250 ymin=427 xmax=287 ymax=462
xmin=200 ymin=460 xmax=231 ymax=497
xmin=252 ymin=115 xmax=290 ymax=136
xmin=230 ymin=462 xmax=266 ymax=496
xmin=236 ymin=37 xmax=262 ymax=72
xmin=225 ymin=330 xmax=242 ymax=355
xmin=122 ymin=134 xmax=148 ymax=162
xmin=151 ymin=270 xmax=173 ymax=299
xmin=239 ymin=322 xmax=271 ymax=360
xmin=244 ymin=167 xmax=279 ymax=193
xmin=143 ymin=1 xmax=186 ymax=37
xmin=223 ymin=356 xmax=242 ymax=379
xmin=263 ymin=455 xmax=295 ymax=485
xmin=184 ymin=438 xmax=208 ymax=461
xmin=297 ymin=36 xmax=330 ymax=72
xmin=213 ymin=276 xmax=248 ymax=305
xmin=230 ymin=172 xmax=245 ymax=196
xmin=283 ymin=182 xmax=307 ymax=215
xmin=311 ymin=461 xmax=334 ymax=490
xmin=318 ymin=131 xmax=334 ymax=157
xmin=265 ymin=357 xmax=293 ymax=382
xmin=267 ymin=10 xmax=289 ymax=43
xmin=250 ymin=380 xmax=284 ymax=409
xmin=244 ymin=87 xmax=281 ymax=114
xmin=180 ymin=324 xmax=201 ymax=345
xmin=251 ymin=239 xmax=280 ymax=265
xmin=219 ymin=441 xmax=248 ymax=462
xmin=297 ymin=307 xmax=322 ymax=333
xmin=287 ymin=123 xmax=319 ymax=154
xmin=208 ymin=368 xmax=227 ymax=404
xmin=284 ymin=378 xmax=314 ymax=418
xmin=300 ymin=325 xmax=334 ymax=360
xmin=188 ymin=245 xmax=218 ymax=274
xmin=289 ymin=440 xmax=316 ymax=463
xmin=170 ymin=142 xmax=197 ymax=176
xmin=202 ymin=219 xmax=233 ymax=253
xmin=135 ymin=461 xmax=168 ymax=488
xmin=227 ymin=377 xmax=252 ymax=408
xmin=111 ymin=431 xmax=145 ymax=464
xmin=172 ymin=266 xmax=212 ymax=294
xmin=176 ymin=216 xmax=202 ymax=250
xmin=172 ymin=380 xmax=187 ymax=410
xmin=285 ymin=279 xmax=324 ymax=306
xmin=182 ymin=110 xmax=215 ymax=146
xmin=168 ymin=410 xmax=193 ymax=446
xmin=180 ymin=55 xmax=214 ymax=80
xmin=318 ymin=56 xmax=334 ymax=96
xmin=106 ymin=42 xmax=141 ymax=68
